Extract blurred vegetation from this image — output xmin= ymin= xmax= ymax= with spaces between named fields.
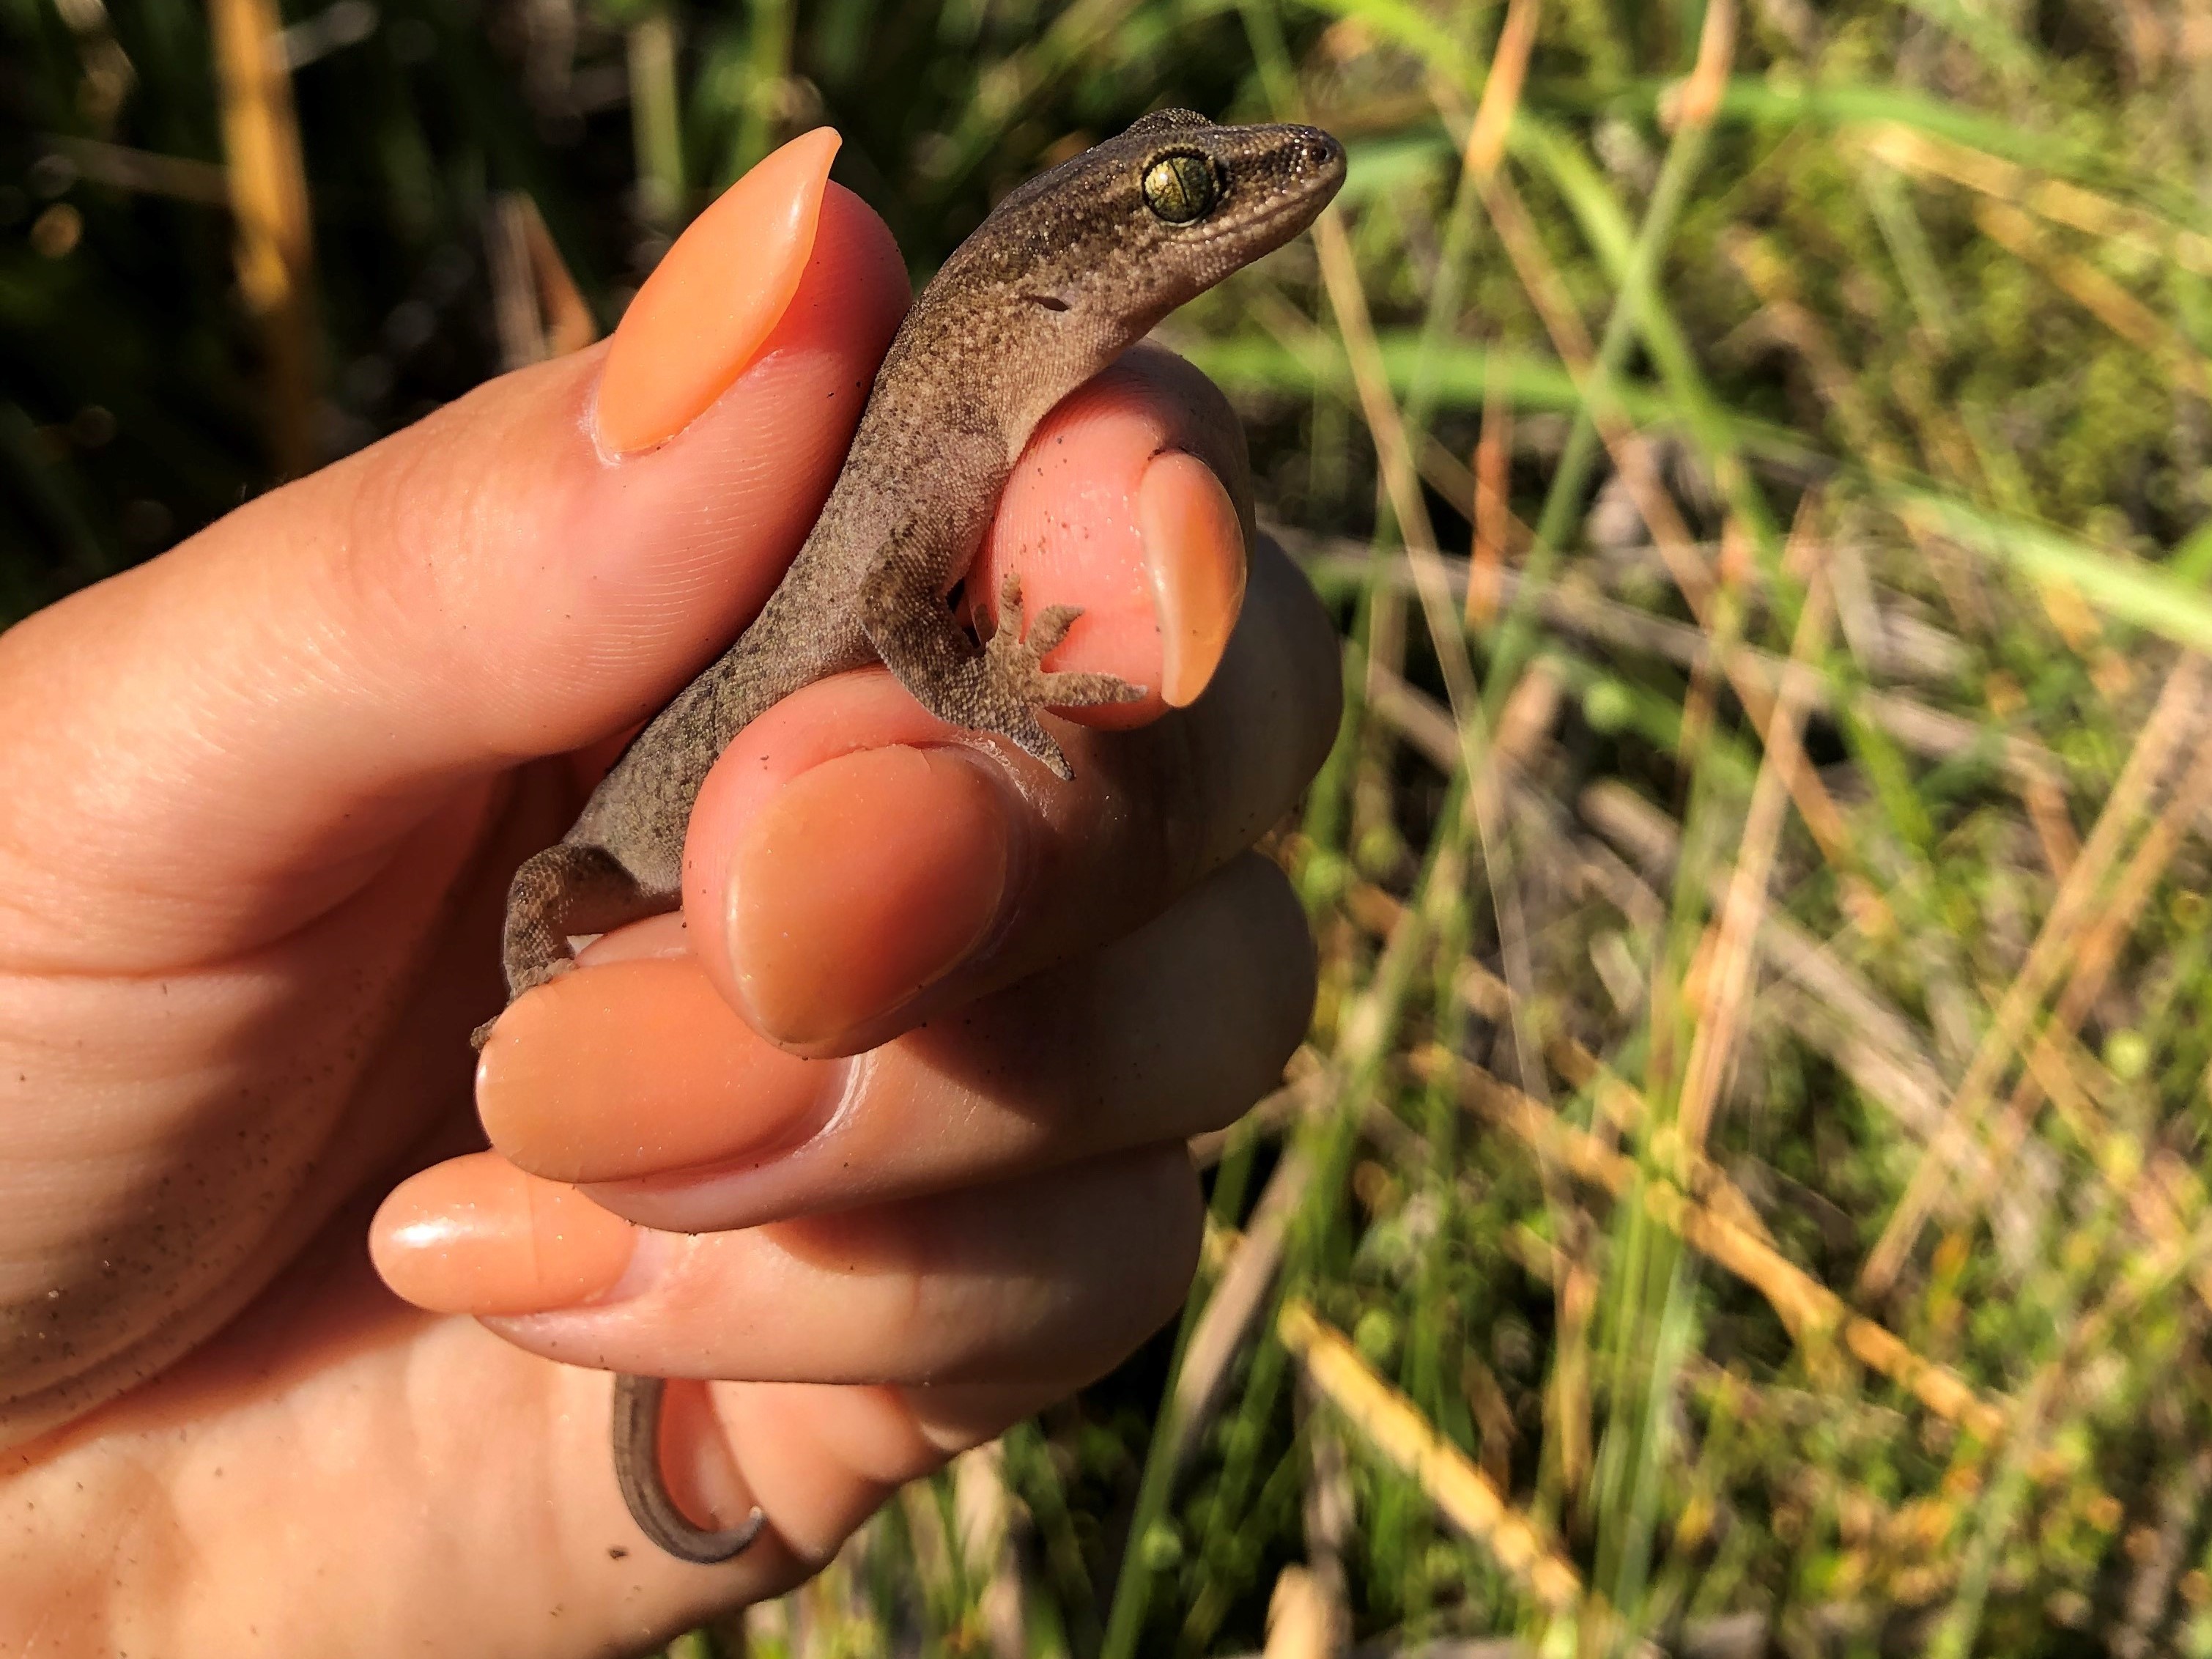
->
xmin=13 ymin=0 xmax=2212 ymax=1655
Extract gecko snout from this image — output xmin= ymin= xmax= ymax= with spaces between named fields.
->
xmin=1289 ymin=127 xmax=1345 ymax=181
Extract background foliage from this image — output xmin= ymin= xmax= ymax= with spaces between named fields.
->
xmin=11 ymin=0 xmax=2212 ymax=1655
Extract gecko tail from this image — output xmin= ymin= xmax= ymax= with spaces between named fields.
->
xmin=611 ymin=1373 xmax=769 ymax=1564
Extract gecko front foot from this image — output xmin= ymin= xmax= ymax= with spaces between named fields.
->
xmin=969 ymin=574 xmax=1145 ymax=777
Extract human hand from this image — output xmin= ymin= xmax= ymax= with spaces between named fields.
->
xmin=0 ymin=131 xmax=1339 ymax=1653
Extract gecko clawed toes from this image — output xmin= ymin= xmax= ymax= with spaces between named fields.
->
xmin=976 ymin=590 xmax=1147 ymax=780
xmin=984 ymin=576 xmax=1146 ymax=710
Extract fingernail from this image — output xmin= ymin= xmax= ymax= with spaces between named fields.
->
xmin=1139 ymin=451 xmax=1246 ymax=706
xmin=369 ymin=1152 xmax=637 ymax=1316
xmin=728 ymin=745 xmax=1014 ymax=1046
xmin=477 ymin=957 xmax=837 ymax=1183
xmin=596 ymin=127 xmax=843 ymax=457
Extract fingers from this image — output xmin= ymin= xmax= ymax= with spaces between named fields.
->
xmin=476 ymin=854 xmax=1313 ymax=1231
xmin=0 ymin=145 xmax=909 ymax=972
xmin=377 ymin=1145 xmax=1202 ymax=1389
xmin=669 ymin=534 xmax=1340 ymax=1057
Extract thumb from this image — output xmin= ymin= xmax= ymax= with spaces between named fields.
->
xmin=0 ymin=135 xmax=909 ymax=971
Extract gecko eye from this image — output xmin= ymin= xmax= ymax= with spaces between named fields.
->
xmin=1142 ymin=152 xmax=1218 ymax=223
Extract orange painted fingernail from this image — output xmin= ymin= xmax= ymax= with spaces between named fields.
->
xmin=727 ymin=745 xmax=1013 ymax=1046
xmin=369 ymin=1151 xmax=637 ymax=1315
xmin=1140 ymin=451 xmax=1247 ymax=706
xmin=476 ymin=956 xmax=834 ymax=1183
xmin=596 ymin=127 xmax=843 ymax=457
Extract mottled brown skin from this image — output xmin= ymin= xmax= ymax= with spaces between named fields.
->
xmin=484 ymin=110 xmax=1343 ymax=1565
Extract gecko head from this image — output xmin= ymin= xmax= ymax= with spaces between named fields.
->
xmin=970 ymin=109 xmax=1346 ymax=332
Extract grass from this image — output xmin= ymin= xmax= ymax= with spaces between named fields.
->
xmin=11 ymin=0 xmax=2212 ymax=1653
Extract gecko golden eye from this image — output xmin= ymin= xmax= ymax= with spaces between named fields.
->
xmin=1142 ymin=152 xmax=1218 ymax=223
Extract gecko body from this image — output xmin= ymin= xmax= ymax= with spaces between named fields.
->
xmin=485 ymin=109 xmax=1344 ymax=1564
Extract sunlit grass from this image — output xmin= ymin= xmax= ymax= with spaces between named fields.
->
xmin=11 ymin=0 xmax=2212 ymax=1653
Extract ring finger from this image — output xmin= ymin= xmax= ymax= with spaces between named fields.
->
xmin=376 ymin=1143 xmax=1202 ymax=1388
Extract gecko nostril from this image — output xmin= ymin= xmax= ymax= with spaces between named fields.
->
xmin=1296 ymin=130 xmax=1344 ymax=176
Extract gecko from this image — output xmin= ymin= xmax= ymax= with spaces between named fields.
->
xmin=480 ymin=109 xmax=1344 ymax=1565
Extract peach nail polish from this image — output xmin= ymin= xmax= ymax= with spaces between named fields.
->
xmin=596 ymin=127 xmax=843 ymax=457
xmin=727 ymin=745 xmax=1013 ymax=1046
xmin=476 ymin=956 xmax=832 ymax=1183
xmin=1139 ymin=451 xmax=1247 ymax=706
xmin=369 ymin=1152 xmax=637 ymax=1316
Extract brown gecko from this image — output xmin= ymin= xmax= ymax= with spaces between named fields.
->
xmin=480 ymin=109 xmax=1343 ymax=1564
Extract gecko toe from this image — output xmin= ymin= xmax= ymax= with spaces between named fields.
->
xmin=1041 ymin=670 xmax=1147 ymax=709
xmin=1035 ymin=742 xmax=1074 ymax=780
xmin=1006 ymin=717 xmax=1071 ymax=777
xmin=930 ymin=580 xmax=1136 ymax=774
xmin=1027 ymin=603 xmax=1082 ymax=657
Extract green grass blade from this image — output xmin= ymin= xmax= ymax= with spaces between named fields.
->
xmin=1898 ymin=489 xmax=2212 ymax=656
